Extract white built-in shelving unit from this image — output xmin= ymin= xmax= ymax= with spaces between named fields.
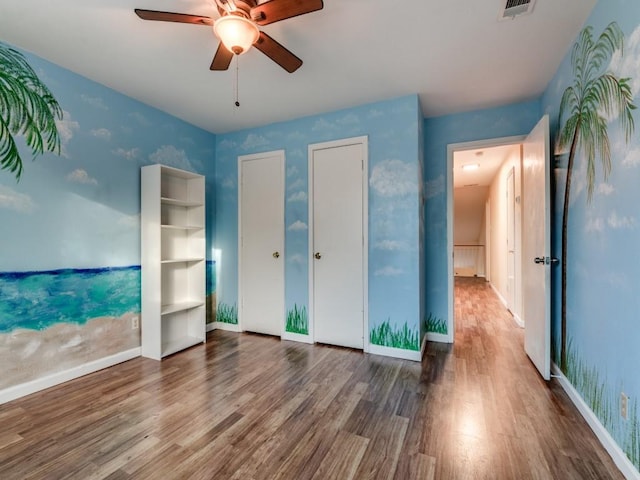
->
xmin=141 ymin=164 xmax=206 ymax=360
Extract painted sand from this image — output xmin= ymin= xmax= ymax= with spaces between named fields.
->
xmin=0 ymin=313 xmax=140 ymax=390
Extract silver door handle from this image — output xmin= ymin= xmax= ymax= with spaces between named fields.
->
xmin=534 ymin=256 xmax=559 ymax=265
xmin=272 ymin=251 xmax=280 ymax=259
xmin=314 ymin=252 xmax=321 ymax=260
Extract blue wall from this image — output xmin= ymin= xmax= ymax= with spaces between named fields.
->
xmin=0 ymin=42 xmax=216 ymax=390
xmin=215 ymin=95 xmax=424 ymax=351
xmin=542 ymin=0 xmax=640 ymax=469
xmin=423 ymin=99 xmax=542 ymax=332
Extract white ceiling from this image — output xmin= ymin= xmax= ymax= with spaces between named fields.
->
xmin=453 ymin=144 xmax=520 ymax=188
xmin=0 ymin=0 xmax=596 ymax=134
xmin=453 ymin=144 xmax=520 ymax=244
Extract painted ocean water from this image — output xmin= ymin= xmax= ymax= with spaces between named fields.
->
xmin=0 ymin=266 xmax=141 ymax=333
xmin=206 ymin=260 xmax=215 ymax=297
xmin=0 ymin=261 xmax=216 ymax=333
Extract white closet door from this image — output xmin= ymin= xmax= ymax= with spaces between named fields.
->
xmin=239 ymin=151 xmax=285 ymax=337
xmin=311 ymin=141 xmax=365 ymax=349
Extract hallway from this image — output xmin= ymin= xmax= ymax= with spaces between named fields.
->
xmin=444 ymin=276 xmax=622 ymax=478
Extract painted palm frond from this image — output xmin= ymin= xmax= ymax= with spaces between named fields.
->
xmin=0 ymin=43 xmax=62 ymax=180
xmin=557 ymin=22 xmax=636 ymax=370
xmin=558 ymin=22 xmax=635 ymax=200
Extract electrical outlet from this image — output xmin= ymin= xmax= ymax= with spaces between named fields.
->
xmin=132 ymin=316 xmax=139 ymax=330
xmin=621 ymin=392 xmax=628 ymax=420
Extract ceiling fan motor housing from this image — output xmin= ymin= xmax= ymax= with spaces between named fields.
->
xmin=135 ymin=0 xmax=324 ymax=72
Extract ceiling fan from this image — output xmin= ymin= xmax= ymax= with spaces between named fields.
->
xmin=135 ymin=0 xmax=324 ymax=73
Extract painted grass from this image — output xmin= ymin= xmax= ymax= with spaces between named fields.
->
xmin=216 ymin=302 xmax=238 ymax=325
xmin=370 ymin=319 xmax=419 ymax=351
xmin=629 ymin=399 xmax=640 ymax=468
xmin=286 ymin=304 xmax=308 ymax=335
xmin=564 ymin=339 xmax=640 ymax=469
xmin=425 ymin=313 xmax=447 ymax=334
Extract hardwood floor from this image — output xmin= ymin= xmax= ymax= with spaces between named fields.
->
xmin=0 ymin=277 xmax=623 ymax=479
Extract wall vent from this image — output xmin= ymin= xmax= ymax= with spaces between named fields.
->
xmin=499 ymin=0 xmax=536 ymax=20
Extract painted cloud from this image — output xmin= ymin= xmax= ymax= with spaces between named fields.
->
xmin=90 ymin=128 xmax=111 ymax=141
xmin=369 ymin=159 xmax=416 ymax=197
xmin=67 ymin=169 xmax=98 ymax=185
xmin=287 ymin=220 xmax=308 ymax=231
xmin=149 ymin=145 xmax=194 ymax=171
xmin=0 ymin=185 xmax=36 ymax=213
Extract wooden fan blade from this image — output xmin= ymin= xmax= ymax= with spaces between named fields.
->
xmin=210 ymin=43 xmax=234 ymax=70
xmin=250 ymin=0 xmax=323 ymax=26
xmin=134 ymin=9 xmax=213 ymax=26
xmin=254 ymin=32 xmax=302 ymax=73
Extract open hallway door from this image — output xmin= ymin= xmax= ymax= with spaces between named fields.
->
xmin=522 ymin=115 xmax=551 ymax=380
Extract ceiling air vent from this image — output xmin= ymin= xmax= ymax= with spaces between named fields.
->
xmin=499 ymin=0 xmax=536 ymax=20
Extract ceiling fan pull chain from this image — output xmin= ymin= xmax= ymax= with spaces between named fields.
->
xmin=234 ymin=55 xmax=240 ymax=108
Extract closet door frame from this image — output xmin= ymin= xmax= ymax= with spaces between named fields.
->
xmin=307 ymin=136 xmax=369 ymax=352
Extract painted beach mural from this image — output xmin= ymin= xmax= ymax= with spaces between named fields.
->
xmin=0 ymin=267 xmax=140 ymax=389
xmin=0 ymin=42 xmax=216 ymax=390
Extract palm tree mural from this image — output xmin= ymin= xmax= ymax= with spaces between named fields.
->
xmin=557 ymin=22 xmax=635 ymax=371
xmin=0 ymin=43 xmax=62 ymax=180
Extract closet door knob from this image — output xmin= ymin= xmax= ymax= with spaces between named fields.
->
xmin=272 ymin=251 xmax=280 ymax=258
xmin=314 ymin=252 xmax=322 ymax=260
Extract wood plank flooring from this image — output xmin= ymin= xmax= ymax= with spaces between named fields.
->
xmin=0 ymin=277 xmax=624 ymax=479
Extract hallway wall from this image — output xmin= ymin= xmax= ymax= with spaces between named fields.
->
xmin=487 ymin=147 xmax=522 ymax=320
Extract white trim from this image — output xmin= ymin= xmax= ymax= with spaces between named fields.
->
xmin=447 ymin=135 xmax=526 ymax=345
xmin=551 ymin=364 xmax=640 ymax=480
xmin=307 ymin=149 xmax=315 ymax=343
xmin=0 ymin=348 xmax=141 ymax=405
xmin=490 ymin=282 xmax=508 ymax=308
xmin=426 ymin=332 xmax=451 ymax=343
xmin=206 ymin=322 xmax=216 ymax=332
xmin=512 ymin=313 xmax=524 ymax=328
xmin=362 ymin=138 xmax=369 ymax=353
xmin=282 ymin=332 xmax=313 ymax=344
xmin=308 ymin=136 xmax=369 ymax=352
xmin=214 ymin=248 xmax=223 ymax=313
xmin=489 ymin=280 xmax=524 ymax=327
xmin=368 ymin=344 xmax=421 ymax=362
xmin=237 ymin=150 xmax=286 ymax=337
xmin=211 ymin=321 xmax=242 ymax=333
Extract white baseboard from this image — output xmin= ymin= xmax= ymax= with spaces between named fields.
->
xmin=281 ymin=332 xmax=313 ymax=344
xmin=512 ymin=313 xmax=524 ymax=328
xmin=368 ymin=344 xmax=421 ymax=362
xmin=490 ymin=282 xmax=508 ymax=308
xmin=0 ymin=347 xmax=141 ymax=405
xmin=209 ymin=321 xmax=241 ymax=332
xmin=551 ymin=363 xmax=640 ymax=480
xmin=426 ymin=331 xmax=451 ymax=343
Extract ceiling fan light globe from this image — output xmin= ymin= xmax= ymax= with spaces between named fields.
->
xmin=213 ymin=15 xmax=259 ymax=55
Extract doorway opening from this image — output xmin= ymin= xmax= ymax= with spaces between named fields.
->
xmin=448 ymin=136 xmax=526 ymax=343
xmin=447 ymin=115 xmax=552 ymax=381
